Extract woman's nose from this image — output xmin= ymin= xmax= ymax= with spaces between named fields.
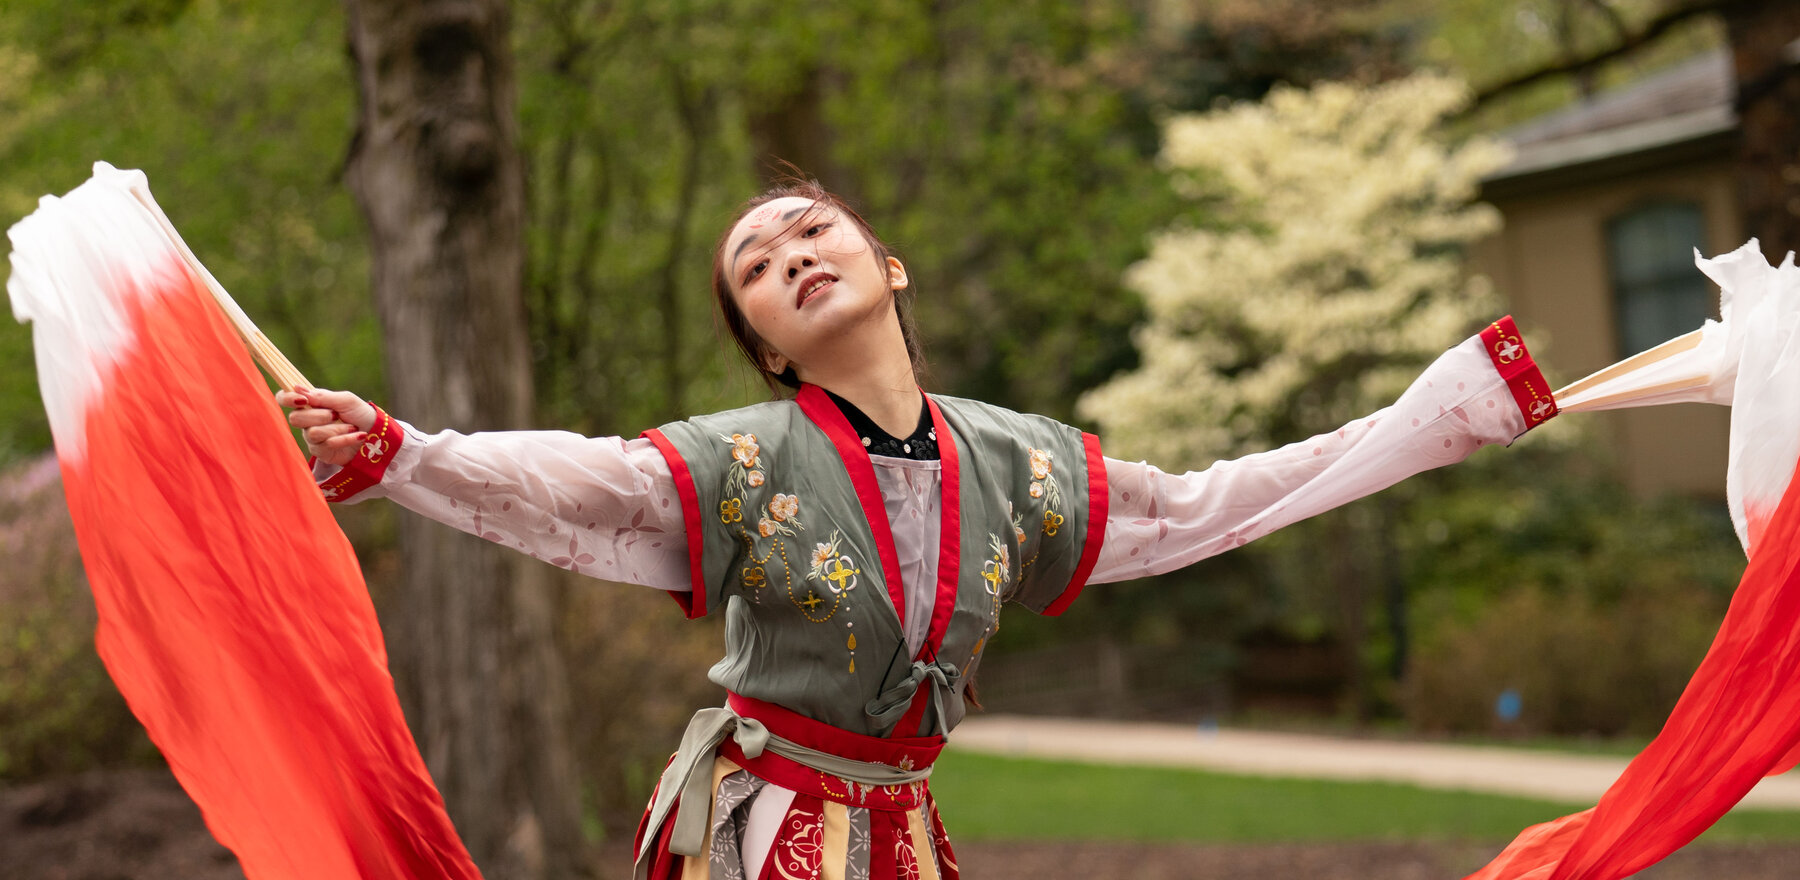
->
xmin=785 ymin=253 xmax=815 ymax=279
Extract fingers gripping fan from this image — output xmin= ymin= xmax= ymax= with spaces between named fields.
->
xmin=6 ymin=162 xmax=480 ymax=879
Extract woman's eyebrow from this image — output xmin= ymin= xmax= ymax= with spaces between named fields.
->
xmin=732 ymin=206 xmax=815 ymax=265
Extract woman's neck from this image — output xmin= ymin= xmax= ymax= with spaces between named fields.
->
xmin=813 ymin=373 xmax=921 ymax=438
xmin=793 ymin=311 xmax=920 ymax=437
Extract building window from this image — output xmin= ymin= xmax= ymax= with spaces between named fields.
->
xmin=1607 ymin=202 xmax=1712 ymax=357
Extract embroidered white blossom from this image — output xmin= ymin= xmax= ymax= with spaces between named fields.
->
xmin=730 ymin=433 xmax=760 ymax=468
xmin=1028 ymin=481 xmax=1044 ymax=499
xmin=811 ymin=542 xmax=834 ymax=570
xmin=757 ymin=517 xmax=778 ymax=538
xmin=768 ymin=493 xmax=799 ymax=522
xmin=1028 ymin=448 xmax=1053 ymax=481
xmin=747 ymin=469 xmax=765 ymax=487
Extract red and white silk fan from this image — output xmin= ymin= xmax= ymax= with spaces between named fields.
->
xmin=1470 ymin=241 xmax=1800 ymax=880
xmin=7 ymin=162 xmax=479 ymax=879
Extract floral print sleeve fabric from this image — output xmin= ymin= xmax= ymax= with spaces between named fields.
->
xmin=324 ymin=423 xmax=694 ymax=590
xmin=1093 ymin=327 xmax=1548 ymax=583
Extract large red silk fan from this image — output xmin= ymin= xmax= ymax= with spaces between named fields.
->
xmin=7 ymin=163 xmax=480 ymax=878
xmin=1472 ymin=243 xmax=1800 ymax=879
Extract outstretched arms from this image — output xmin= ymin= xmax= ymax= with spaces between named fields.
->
xmin=1091 ymin=322 xmax=1552 ymax=583
xmin=275 ymin=388 xmax=692 ymax=590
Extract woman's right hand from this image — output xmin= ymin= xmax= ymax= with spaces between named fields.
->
xmin=275 ymin=387 xmax=378 ymax=468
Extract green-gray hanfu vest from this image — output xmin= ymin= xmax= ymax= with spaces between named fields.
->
xmin=644 ymin=384 xmax=1106 ymax=739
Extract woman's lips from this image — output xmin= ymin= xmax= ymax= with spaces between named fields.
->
xmin=797 ymin=272 xmax=837 ymax=307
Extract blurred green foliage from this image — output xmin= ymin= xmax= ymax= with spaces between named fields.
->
xmin=1398 ymin=429 xmax=1744 ymax=736
xmin=0 ymin=457 xmax=156 ymax=780
xmin=511 ymin=0 xmax=1187 ymax=433
xmin=0 ymin=0 xmax=377 ymax=466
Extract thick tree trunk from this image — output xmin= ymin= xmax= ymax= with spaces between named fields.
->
xmin=342 ymin=2 xmax=582 ymax=877
xmin=747 ymin=69 xmax=853 ymax=197
xmin=1724 ymin=0 xmax=1800 ymax=255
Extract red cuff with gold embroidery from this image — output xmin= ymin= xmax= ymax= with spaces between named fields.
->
xmin=317 ymin=405 xmax=403 ymax=503
xmin=1481 ymin=316 xmax=1558 ymax=430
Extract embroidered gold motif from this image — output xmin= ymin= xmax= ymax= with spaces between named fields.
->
xmin=1017 ymin=446 xmax=1069 ymax=575
xmin=824 ymin=557 xmax=861 ymax=593
xmin=719 ymin=498 xmax=743 ymax=523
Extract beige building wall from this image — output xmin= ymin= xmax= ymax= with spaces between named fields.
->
xmin=1472 ymin=158 xmax=1741 ymax=497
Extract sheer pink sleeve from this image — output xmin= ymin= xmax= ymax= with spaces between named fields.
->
xmin=1092 ymin=330 xmax=1546 ymax=583
xmin=323 ymin=421 xmax=692 ymax=591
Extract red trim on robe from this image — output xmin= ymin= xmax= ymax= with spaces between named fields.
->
xmin=1041 ymin=432 xmax=1108 ymax=616
xmin=316 ymin=404 xmax=403 ymax=503
xmin=1480 ymin=315 xmax=1558 ymax=429
xmin=891 ymin=397 xmax=966 ymax=737
xmin=922 ymin=396 xmax=962 ymax=657
xmin=643 ymin=428 xmax=708 ymax=618
xmin=794 ymin=384 xmax=909 ymax=631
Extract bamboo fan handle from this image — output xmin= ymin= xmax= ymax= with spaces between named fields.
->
xmin=123 ymin=184 xmax=312 ymax=391
xmin=1553 ymin=328 xmax=1703 ymax=401
xmin=245 ymin=328 xmax=310 ymax=392
xmin=199 ymin=276 xmax=311 ymax=392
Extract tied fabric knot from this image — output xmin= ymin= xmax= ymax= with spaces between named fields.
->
xmin=637 ymin=708 xmax=770 ymax=874
xmin=866 ymin=658 xmax=964 ymax=735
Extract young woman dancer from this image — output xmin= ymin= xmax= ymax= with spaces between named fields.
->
xmin=277 ymin=179 xmax=1556 ymax=880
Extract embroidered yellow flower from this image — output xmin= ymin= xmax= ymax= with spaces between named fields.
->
xmin=1028 ymin=481 xmax=1044 ymax=499
xmin=768 ymin=493 xmax=799 ymax=522
xmin=1028 ymin=447 xmax=1053 ymax=480
xmin=731 ymin=433 xmax=760 ymax=469
xmin=718 ymin=498 xmax=743 ymax=523
xmin=742 ymin=566 xmax=767 ymax=589
xmin=1043 ymin=510 xmax=1065 ymax=537
xmin=980 ymin=533 xmax=1013 ymax=594
xmin=747 ymin=469 xmax=765 ymax=487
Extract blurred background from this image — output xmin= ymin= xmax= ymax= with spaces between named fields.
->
xmin=2 ymin=0 xmax=1799 ymax=877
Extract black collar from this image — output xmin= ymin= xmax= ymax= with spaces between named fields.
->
xmin=823 ymin=390 xmax=939 ymax=461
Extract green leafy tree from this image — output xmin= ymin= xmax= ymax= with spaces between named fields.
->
xmin=0 ymin=1 xmax=378 ymax=464
xmin=1073 ymin=73 xmax=1509 ymax=718
xmin=1079 ymin=73 xmax=1508 ymax=466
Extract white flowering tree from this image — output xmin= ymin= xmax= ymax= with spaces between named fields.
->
xmin=1080 ymin=73 xmax=1510 ymax=467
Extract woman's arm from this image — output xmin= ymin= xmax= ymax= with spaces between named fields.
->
xmin=1091 ymin=326 xmax=1547 ymax=583
xmin=277 ymin=389 xmax=691 ymax=590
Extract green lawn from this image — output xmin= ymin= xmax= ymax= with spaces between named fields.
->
xmin=929 ymin=751 xmax=1800 ymax=843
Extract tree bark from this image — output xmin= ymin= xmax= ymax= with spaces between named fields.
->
xmin=342 ymin=1 xmax=583 ymax=877
xmin=1723 ymin=0 xmax=1800 ymax=256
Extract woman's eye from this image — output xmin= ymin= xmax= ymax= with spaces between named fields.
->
xmin=804 ymin=222 xmax=831 ymax=237
xmin=746 ymin=261 xmax=766 ymax=282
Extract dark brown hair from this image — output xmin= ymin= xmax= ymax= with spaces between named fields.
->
xmin=711 ymin=178 xmax=927 ymax=392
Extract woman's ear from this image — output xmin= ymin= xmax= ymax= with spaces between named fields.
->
xmin=763 ymin=350 xmax=790 ymax=376
xmin=886 ymin=256 xmax=909 ymax=292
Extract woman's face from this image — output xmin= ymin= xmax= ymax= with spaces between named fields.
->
xmin=723 ymin=196 xmax=907 ymax=375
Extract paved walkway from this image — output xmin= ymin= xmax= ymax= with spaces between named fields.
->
xmin=950 ymin=715 xmax=1800 ymax=809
